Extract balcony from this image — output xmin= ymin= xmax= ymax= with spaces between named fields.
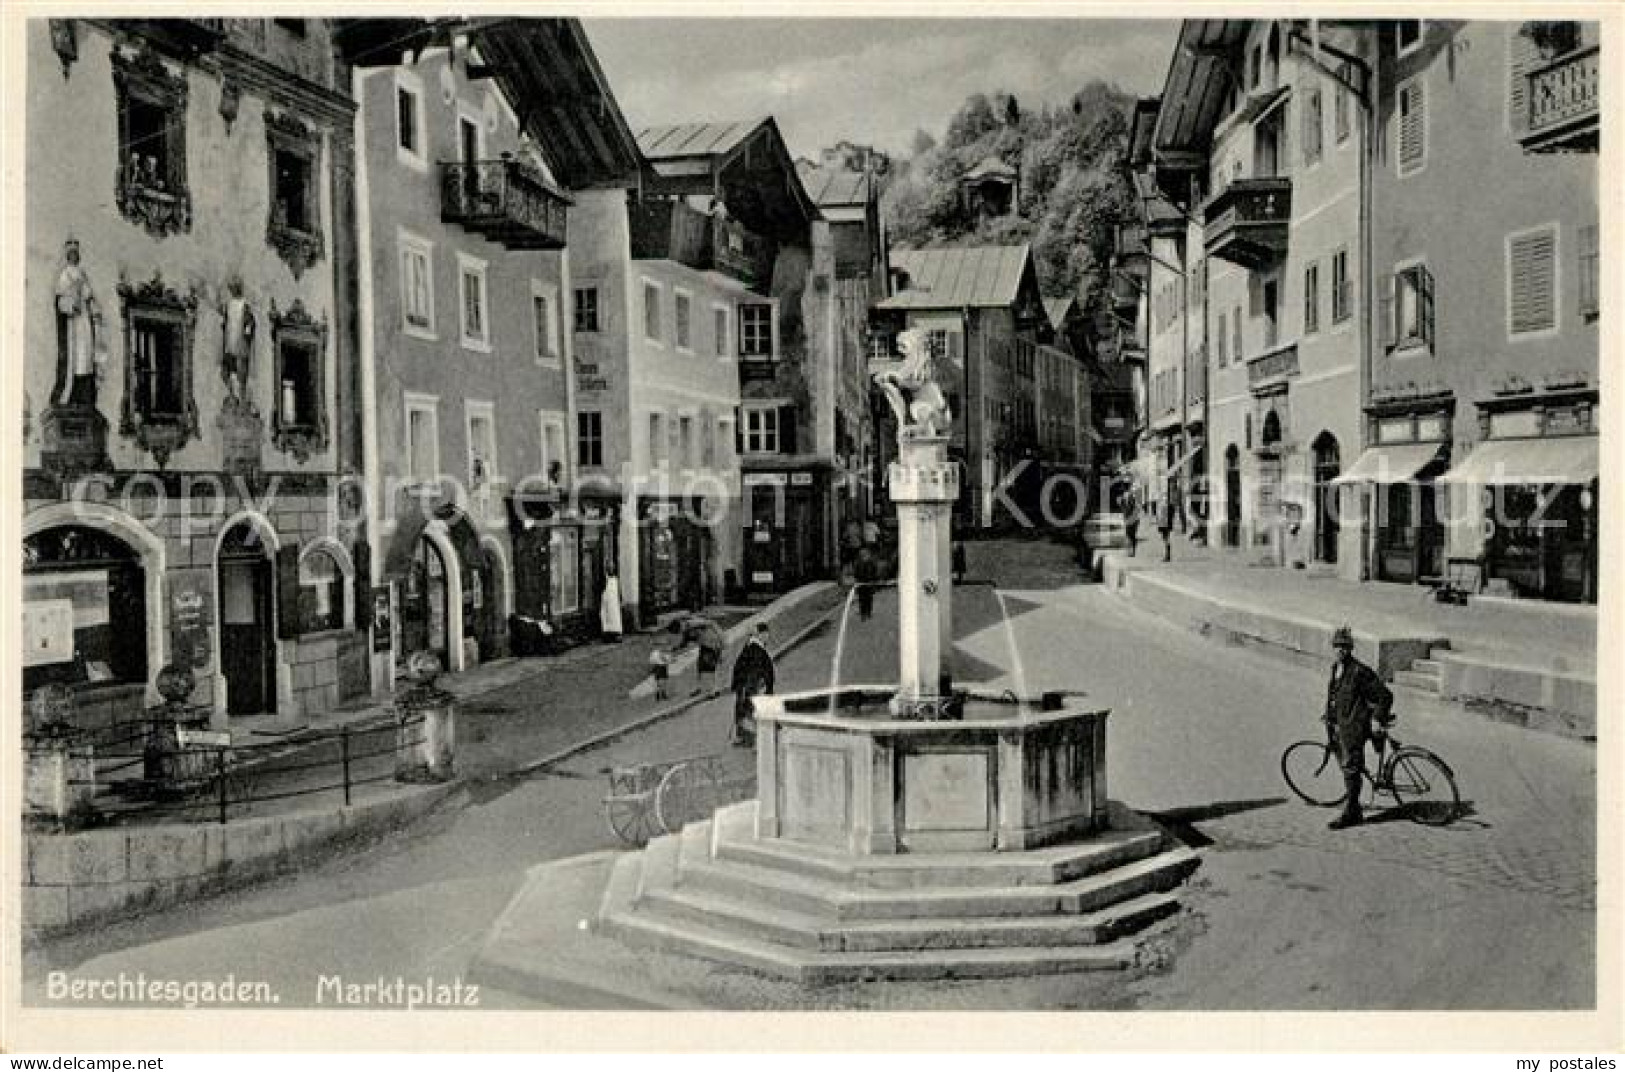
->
xmin=1203 ymin=177 xmax=1291 ymax=271
xmin=629 ymin=199 xmax=773 ymax=290
xmin=440 ymin=158 xmax=570 ymax=251
xmin=1521 ymin=45 xmax=1599 ymax=153
xmin=1247 ymin=341 xmax=1299 ymax=396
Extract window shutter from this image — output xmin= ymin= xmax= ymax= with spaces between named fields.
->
xmin=1419 ymin=266 xmax=1436 ymax=349
xmin=1507 ymin=26 xmax=1539 ymax=133
xmin=1509 ymin=230 xmax=1557 ymax=335
xmin=947 ymin=330 xmax=964 ymax=365
xmin=779 ymin=405 xmax=798 ymax=455
xmin=734 ymin=407 xmax=744 ymax=454
xmin=1398 ymin=81 xmax=1426 ymax=174
xmin=277 ymin=543 xmax=303 ymax=639
xmin=1378 ymin=273 xmax=1396 ymax=350
xmin=352 ymin=540 xmax=370 ymax=634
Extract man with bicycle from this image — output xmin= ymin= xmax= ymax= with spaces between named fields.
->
xmin=1324 ymin=624 xmax=1394 ymax=830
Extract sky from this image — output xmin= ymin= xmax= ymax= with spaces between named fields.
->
xmin=581 ymin=17 xmax=1178 ymax=160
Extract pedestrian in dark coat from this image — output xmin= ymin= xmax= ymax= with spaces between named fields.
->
xmin=853 ymin=546 xmax=880 ymax=620
xmin=729 ymin=623 xmax=775 ymax=747
xmin=1323 ymin=624 xmax=1395 ymax=829
xmin=671 ymin=614 xmax=726 ymax=696
xmin=1122 ymin=489 xmax=1140 ymax=557
xmin=1157 ymin=496 xmax=1175 ymax=562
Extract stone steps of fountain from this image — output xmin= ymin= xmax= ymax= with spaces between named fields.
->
xmin=675 ymin=817 xmax=1202 ymax=923
xmin=598 ymin=858 xmax=1140 ymax=984
xmin=708 ymin=800 xmax=1171 ymax=889
xmin=641 ymin=876 xmax=1183 ymax=954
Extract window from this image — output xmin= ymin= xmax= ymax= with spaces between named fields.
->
xmin=1334 ymin=63 xmax=1353 ymax=143
xmin=396 ymin=80 xmax=423 ymax=160
xmin=701 ymin=416 xmax=716 ymax=468
xmin=466 ymin=402 xmax=496 ymax=493
xmin=679 ymin=415 xmax=694 ymax=469
xmin=1383 ymin=264 xmax=1436 ymax=351
xmin=1232 ymin=303 xmax=1242 ymax=361
xmin=538 ymin=411 xmax=567 ymax=485
xmin=576 ymin=410 xmax=603 ymax=468
xmin=674 ymin=291 xmax=693 ymax=351
xmin=399 ymin=232 xmax=435 ymax=337
xmin=23 ymin=526 xmax=149 ymax=693
xmin=1508 ymin=226 xmax=1558 ymax=337
xmin=1332 ymin=249 xmax=1352 ymax=324
xmin=713 ymin=305 xmax=730 ymax=357
xmin=739 ymin=304 xmax=773 ymax=358
xmin=1216 ymin=311 xmax=1228 ymax=366
xmin=1578 ymin=224 xmax=1599 ymax=320
xmin=1396 ymin=77 xmax=1426 ymax=177
xmin=298 ymin=548 xmax=344 ymax=633
xmin=1262 ymin=280 xmax=1280 ymax=349
xmin=265 ymin=113 xmax=323 ymax=275
xmin=643 ymin=280 xmax=663 ymax=344
xmin=1303 ymin=263 xmax=1321 ymax=336
xmin=269 ymin=298 xmax=329 ymax=461
xmin=532 ymin=285 xmax=559 ymax=363
xmin=1396 ymin=20 xmax=1424 ymax=56
xmin=648 ymin=412 xmax=666 ymax=467
xmin=743 ymin=406 xmax=780 ymax=454
xmin=458 ymin=255 xmax=489 ymax=350
xmin=717 ymin=416 xmax=734 ymax=465
xmin=927 ymin=328 xmax=949 ymax=360
xmin=112 ymin=46 xmax=191 ymax=237
xmin=117 ymin=273 xmax=199 ymax=465
xmin=573 ymin=286 xmax=600 ymax=333
xmin=404 ymin=393 xmax=440 ymax=485
xmin=1302 ymin=88 xmax=1323 ymax=166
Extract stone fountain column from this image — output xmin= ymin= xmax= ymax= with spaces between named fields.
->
xmin=889 ymin=432 xmax=959 ymax=715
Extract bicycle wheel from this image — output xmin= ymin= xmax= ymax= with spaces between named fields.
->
xmin=1387 ymin=748 xmax=1461 ymax=826
xmin=604 ymin=794 xmax=661 ymax=846
xmin=1281 ymin=740 xmax=1347 ymax=807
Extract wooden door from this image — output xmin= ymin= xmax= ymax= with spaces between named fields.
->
xmin=219 ymin=557 xmax=274 ymax=715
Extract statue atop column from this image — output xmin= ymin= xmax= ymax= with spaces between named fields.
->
xmin=872 ymin=327 xmax=952 ymax=442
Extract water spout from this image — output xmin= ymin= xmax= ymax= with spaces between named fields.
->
xmin=826 ymin=581 xmax=860 ymax=717
xmin=991 ymin=587 xmax=1033 ymax=704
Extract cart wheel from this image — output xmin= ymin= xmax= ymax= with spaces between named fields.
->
xmin=656 ymin=761 xmax=722 ymax=835
xmin=604 ymin=794 xmax=659 ymax=846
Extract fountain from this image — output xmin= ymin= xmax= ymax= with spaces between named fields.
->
xmin=475 ymin=330 xmax=1199 ymax=993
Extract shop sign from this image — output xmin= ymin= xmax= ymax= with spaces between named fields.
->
xmin=744 ymin=473 xmax=787 ymax=487
xmin=372 ymin=586 xmax=393 ymax=654
xmin=574 ymin=360 xmax=610 ymax=393
xmin=168 ymin=568 xmax=215 ymax=671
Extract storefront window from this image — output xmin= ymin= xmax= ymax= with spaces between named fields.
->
xmin=298 ymin=548 xmax=343 ymax=633
xmin=23 ymin=526 xmax=147 ymax=693
xmin=550 ymin=527 xmax=580 ymax=614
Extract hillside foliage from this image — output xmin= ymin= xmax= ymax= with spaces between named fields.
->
xmin=881 ymin=82 xmax=1141 ymax=312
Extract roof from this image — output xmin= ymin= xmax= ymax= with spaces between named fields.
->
xmin=1152 ymin=20 xmax=1249 ymax=161
xmin=636 ymin=118 xmax=770 ymax=161
xmin=1043 ymin=297 xmax=1075 ymax=333
xmin=795 ymin=162 xmax=871 ymax=208
xmin=963 ymin=155 xmax=1018 ymax=183
xmin=877 ymin=245 xmax=1033 ymax=310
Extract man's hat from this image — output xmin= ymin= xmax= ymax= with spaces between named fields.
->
xmin=1331 ymin=624 xmax=1355 ymax=649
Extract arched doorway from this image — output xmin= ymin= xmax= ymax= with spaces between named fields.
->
xmin=1224 ymin=445 xmax=1243 ymax=548
xmin=218 ymin=521 xmax=278 ymax=716
xmin=23 ymin=525 xmax=150 ymax=697
xmin=1257 ymin=412 xmax=1284 ymax=556
xmin=400 ymin=534 xmax=451 ymax=668
xmin=480 ymin=536 xmax=511 ymax=659
xmin=1313 ymin=432 xmax=1341 ymax=564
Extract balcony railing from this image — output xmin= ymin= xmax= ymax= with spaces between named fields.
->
xmin=1522 ymin=45 xmax=1599 ymax=153
xmin=1247 ymin=341 xmax=1299 ymax=394
xmin=1204 ymin=177 xmax=1291 ymax=271
xmin=629 ymin=199 xmax=773 ymax=290
xmin=440 ymin=158 xmax=570 ymax=251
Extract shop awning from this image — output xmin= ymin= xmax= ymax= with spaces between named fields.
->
xmin=1331 ymin=443 xmax=1448 ymax=485
xmin=1436 ymin=436 xmax=1598 ymax=485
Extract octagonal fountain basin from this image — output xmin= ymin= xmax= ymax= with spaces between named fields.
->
xmin=752 ymin=685 xmax=1109 ymax=857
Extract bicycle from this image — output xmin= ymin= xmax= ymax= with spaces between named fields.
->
xmin=1280 ymin=729 xmax=1462 ymax=826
